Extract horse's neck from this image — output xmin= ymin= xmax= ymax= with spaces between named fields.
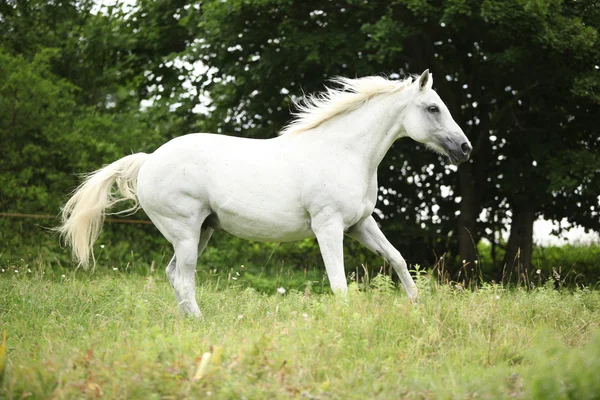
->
xmin=313 ymin=93 xmax=409 ymax=174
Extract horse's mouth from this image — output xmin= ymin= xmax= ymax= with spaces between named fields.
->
xmin=447 ymin=150 xmax=470 ymax=165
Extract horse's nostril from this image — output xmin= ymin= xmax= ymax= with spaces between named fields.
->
xmin=461 ymin=142 xmax=471 ymax=154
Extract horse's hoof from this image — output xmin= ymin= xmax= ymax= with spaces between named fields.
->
xmin=407 ymin=291 xmax=419 ymax=304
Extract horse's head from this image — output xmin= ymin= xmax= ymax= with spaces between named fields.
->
xmin=402 ymin=70 xmax=472 ymax=164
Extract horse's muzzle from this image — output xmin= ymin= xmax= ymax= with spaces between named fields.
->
xmin=444 ymin=137 xmax=472 ymax=164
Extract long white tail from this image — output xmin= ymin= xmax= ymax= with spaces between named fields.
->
xmin=58 ymin=153 xmax=148 ymax=267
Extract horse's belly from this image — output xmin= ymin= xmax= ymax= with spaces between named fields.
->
xmin=212 ymin=206 xmax=314 ymax=242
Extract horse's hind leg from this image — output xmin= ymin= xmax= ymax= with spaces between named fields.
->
xmin=165 ymin=226 xmax=214 ymax=312
xmin=171 ymin=235 xmax=202 ymax=317
xmin=148 ymin=207 xmax=211 ymax=317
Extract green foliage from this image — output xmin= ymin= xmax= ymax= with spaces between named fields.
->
xmin=0 ymin=1 xmax=165 ymax=215
xmin=475 ymin=241 xmax=600 ymax=286
xmin=1 ymin=269 xmax=600 ymax=398
xmin=0 ymin=49 xmax=78 ymax=211
xmin=0 ymin=0 xmax=598 ymax=281
xmin=533 ymin=244 xmax=600 ymax=286
xmin=0 ymin=48 xmax=159 ymax=212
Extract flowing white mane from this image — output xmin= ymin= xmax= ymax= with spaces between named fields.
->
xmin=279 ymin=75 xmax=415 ymax=135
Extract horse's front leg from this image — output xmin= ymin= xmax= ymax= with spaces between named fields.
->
xmin=348 ymin=216 xmax=418 ymax=301
xmin=312 ymin=215 xmax=348 ymax=294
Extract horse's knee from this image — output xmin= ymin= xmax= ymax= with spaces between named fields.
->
xmin=387 ymin=250 xmax=406 ymax=269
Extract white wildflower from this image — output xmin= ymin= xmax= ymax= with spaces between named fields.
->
xmin=113 ymin=267 xmax=118 ymax=271
xmin=100 ymin=245 xmax=105 ymax=249
xmin=277 ymin=287 xmax=286 ymax=295
xmin=536 ymin=269 xmax=541 ymax=275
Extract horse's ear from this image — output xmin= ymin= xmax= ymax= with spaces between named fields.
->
xmin=418 ymin=69 xmax=432 ymax=91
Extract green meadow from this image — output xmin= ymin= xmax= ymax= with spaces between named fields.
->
xmin=1 ymin=266 xmax=599 ymax=399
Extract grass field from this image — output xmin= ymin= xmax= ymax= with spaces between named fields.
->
xmin=1 ymin=266 xmax=600 ymax=399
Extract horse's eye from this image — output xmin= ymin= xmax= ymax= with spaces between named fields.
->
xmin=428 ymin=105 xmax=440 ymax=113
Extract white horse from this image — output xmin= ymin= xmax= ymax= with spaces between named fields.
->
xmin=59 ymin=70 xmax=471 ymax=317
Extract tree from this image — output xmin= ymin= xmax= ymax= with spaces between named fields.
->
xmin=0 ymin=49 xmax=78 ymax=212
xmin=3 ymin=0 xmax=597 ymax=278
xmin=0 ymin=0 xmax=162 ymax=213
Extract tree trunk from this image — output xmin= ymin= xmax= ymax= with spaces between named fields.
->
xmin=457 ymin=161 xmax=479 ymax=270
xmin=502 ymin=207 xmax=535 ymax=284
xmin=456 ymin=130 xmax=492 ymax=282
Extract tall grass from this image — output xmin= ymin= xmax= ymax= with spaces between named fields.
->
xmin=1 ymin=264 xmax=600 ymax=399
